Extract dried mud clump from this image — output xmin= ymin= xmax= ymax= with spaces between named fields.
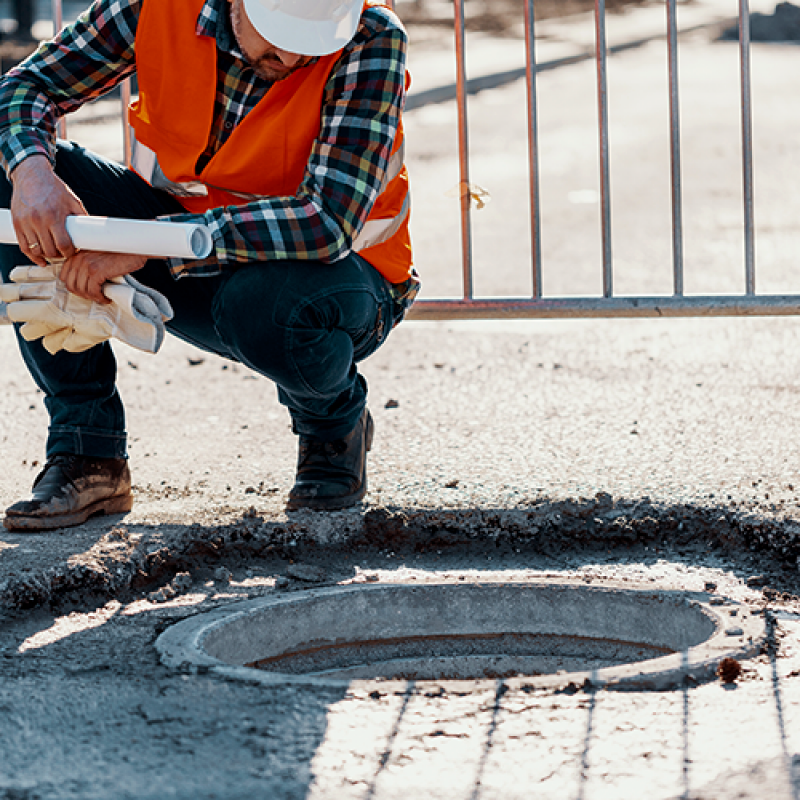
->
xmin=716 ymin=657 xmax=742 ymax=684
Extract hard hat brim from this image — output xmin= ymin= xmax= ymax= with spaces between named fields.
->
xmin=242 ymin=0 xmax=363 ymax=57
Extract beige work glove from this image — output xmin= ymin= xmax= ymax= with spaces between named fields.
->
xmin=0 ymin=264 xmax=173 ymax=354
xmin=0 ymin=264 xmax=65 ymax=349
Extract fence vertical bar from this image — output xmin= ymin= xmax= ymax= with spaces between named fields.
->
xmin=594 ymin=0 xmax=613 ymax=298
xmin=524 ymin=0 xmax=543 ymax=298
xmin=666 ymin=0 xmax=684 ymax=296
xmin=51 ymin=0 xmax=67 ymax=140
xmin=453 ymin=0 xmax=474 ymax=300
xmin=739 ymin=0 xmax=756 ymax=295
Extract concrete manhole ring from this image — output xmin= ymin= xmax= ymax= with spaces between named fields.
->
xmin=156 ymin=580 xmax=766 ymax=690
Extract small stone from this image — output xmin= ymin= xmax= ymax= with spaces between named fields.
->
xmin=214 ymin=567 xmax=232 ymax=584
xmin=286 ymin=564 xmax=327 ymax=583
xmin=725 ymin=626 xmax=744 ymax=636
xmin=746 ymin=574 xmax=767 ymax=588
xmin=365 ymin=574 xmax=380 ymax=582
xmin=150 ymin=587 xmax=173 ymax=604
xmin=274 ymin=576 xmax=290 ymax=590
xmin=171 ymin=572 xmax=192 ymax=593
xmin=704 ymin=581 xmax=717 ymax=592
xmin=716 ymin=657 xmax=742 ymax=683
xmin=384 ymin=398 xmax=399 ymax=409
xmin=709 ymin=597 xmax=725 ymax=605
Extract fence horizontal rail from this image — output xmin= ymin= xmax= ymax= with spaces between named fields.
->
xmin=407 ymin=296 xmax=800 ymax=320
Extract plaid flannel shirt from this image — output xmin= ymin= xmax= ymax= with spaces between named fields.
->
xmin=0 ymin=0 xmax=408 ymax=277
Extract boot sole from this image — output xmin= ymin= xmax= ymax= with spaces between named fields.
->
xmin=3 ymin=492 xmax=134 ymax=532
xmin=285 ymin=480 xmax=368 ymax=512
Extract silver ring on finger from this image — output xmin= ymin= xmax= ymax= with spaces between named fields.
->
xmin=28 ymin=241 xmax=40 ymax=250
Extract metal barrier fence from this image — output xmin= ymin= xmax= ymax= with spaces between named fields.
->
xmin=49 ymin=0 xmax=792 ymax=320
xmin=406 ymin=0 xmax=786 ymax=320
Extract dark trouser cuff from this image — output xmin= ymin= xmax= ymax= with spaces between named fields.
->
xmin=46 ymin=426 xmax=127 ymax=460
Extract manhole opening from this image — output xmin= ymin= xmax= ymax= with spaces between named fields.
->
xmin=173 ymin=581 xmax=755 ymax=686
xmin=245 ymin=631 xmax=673 ymax=681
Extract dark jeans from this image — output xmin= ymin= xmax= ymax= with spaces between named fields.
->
xmin=0 ymin=141 xmax=402 ymax=458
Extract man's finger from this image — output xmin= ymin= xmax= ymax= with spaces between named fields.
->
xmin=86 ymin=273 xmax=111 ymax=304
xmin=52 ymin=227 xmax=78 ymax=259
xmin=62 ymin=255 xmax=108 ymax=304
xmin=18 ymin=238 xmax=48 ymax=267
xmin=17 ymin=227 xmax=52 ymax=263
xmin=36 ymin=228 xmax=66 ymax=264
xmin=58 ymin=255 xmax=80 ymax=295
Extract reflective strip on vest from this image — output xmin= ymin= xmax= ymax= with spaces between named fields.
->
xmin=352 ymin=190 xmax=410 ymax=252
xmin=351 ymin=140 xmax=407 ymax=251
xmin=380 ymin=141 xmax=405 ymax=194
xmin=131 ymin=135 xmax=209 ymax=198
xmin=132 ymin=134 xmax=408 ymax=252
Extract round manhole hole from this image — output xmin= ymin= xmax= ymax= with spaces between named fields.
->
xmin=156 ymin=581 xmax=765 ymax=689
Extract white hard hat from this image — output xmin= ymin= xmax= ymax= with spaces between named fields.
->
xmin=242 ymin=0 xmax=365 ymax=57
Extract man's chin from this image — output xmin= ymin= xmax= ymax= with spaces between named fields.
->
xmin=253 ymin=63 xmax=295 ymax=82
xmin=257 ymin=68 xmax=290 ymax=81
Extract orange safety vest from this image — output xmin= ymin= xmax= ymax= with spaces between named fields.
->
xmin=128 ymin=0 xmax=412 ymax=283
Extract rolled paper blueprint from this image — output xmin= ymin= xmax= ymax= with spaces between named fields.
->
xmin=0 ymin=210 xmax=213 ymax=259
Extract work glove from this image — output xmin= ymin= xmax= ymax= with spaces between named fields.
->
xmin=0 ymin=264 xmax=173 ymax=354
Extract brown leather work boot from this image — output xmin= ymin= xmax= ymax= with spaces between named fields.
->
xmin=286 ymin=409 xmax=374 ymax=511
xmin=3 ymin=454 xmax=133 ymax=531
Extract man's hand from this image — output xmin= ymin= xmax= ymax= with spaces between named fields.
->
xmin=59 ymin=250 xmax=148 ymax=304
xmin=10 ymin=155 xmax=87 ymax=266
xmin=10 ymin=156 xmax=148 ymax=303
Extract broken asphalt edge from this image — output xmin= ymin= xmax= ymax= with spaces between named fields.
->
xmin=1 ymin=496 xmax=799 ymax=613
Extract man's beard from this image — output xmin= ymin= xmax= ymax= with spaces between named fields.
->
xmin=230 ymin=2 xmax=309 ymax=82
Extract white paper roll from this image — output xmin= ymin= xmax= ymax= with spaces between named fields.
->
xmin=0 ymin=210 xmax=213 ymax=259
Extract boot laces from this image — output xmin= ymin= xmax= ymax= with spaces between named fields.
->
xmin=32 ymin=454 xmax=79 ymax=490
xmin=299 ymin=438 xmax=348 ymax=469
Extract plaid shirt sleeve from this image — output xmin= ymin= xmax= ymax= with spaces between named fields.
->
xmin=164 ymin=8 xmax=408 ymax=277
xmin=0 ymin=0 xmax=138 ymax=175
